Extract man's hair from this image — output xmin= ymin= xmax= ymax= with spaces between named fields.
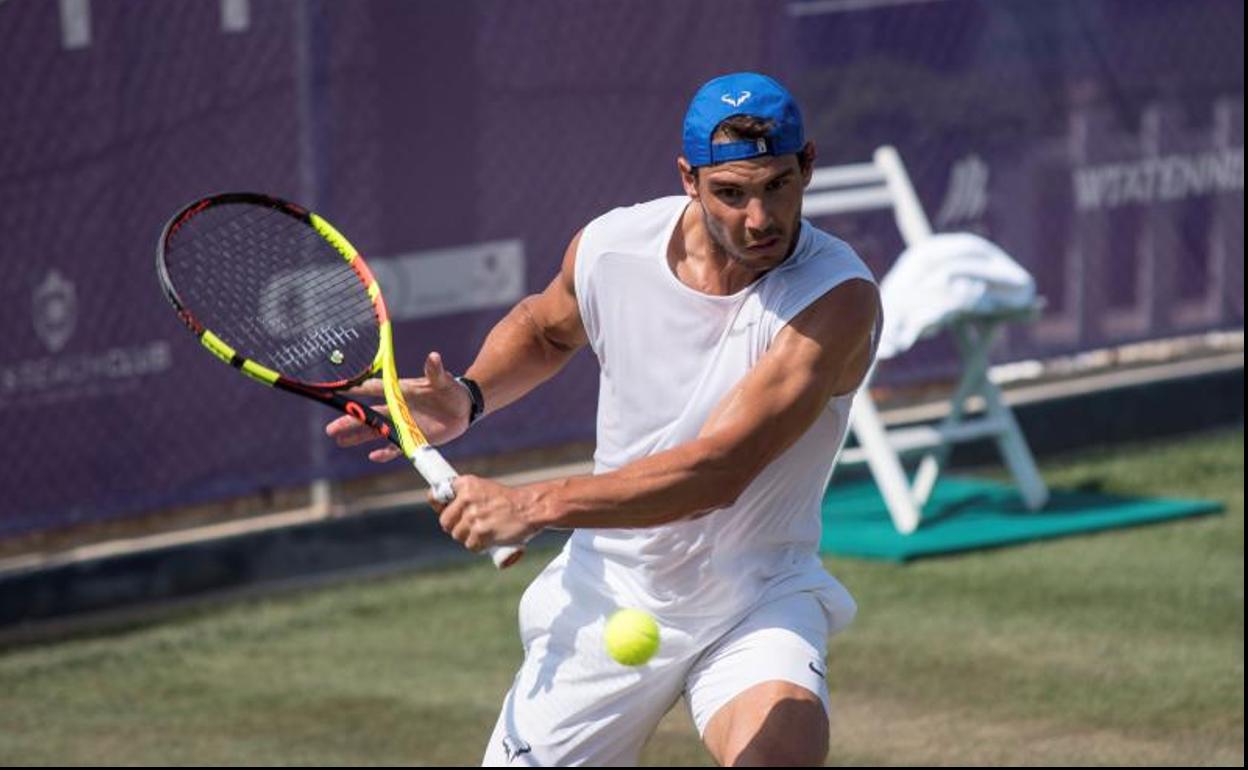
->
xmin=690 ymin=115 xmax=809 ymax=179
xmin=711 ymin=115 xmax=776 ymax=144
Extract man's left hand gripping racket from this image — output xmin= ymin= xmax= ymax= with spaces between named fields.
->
xmin=157 ymin=192 xmax=524 ymax=569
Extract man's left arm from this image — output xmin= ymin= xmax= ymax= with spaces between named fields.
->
xmin=436 ymin=278 xmax=879 ymax=550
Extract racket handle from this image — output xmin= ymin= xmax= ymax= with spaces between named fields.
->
xmin=411 ymin=446 xmax=525 ymax=570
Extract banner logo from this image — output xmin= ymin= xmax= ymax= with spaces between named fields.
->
xmin=2 ymin=268 xmax=173 ymax=408
xmin=1073 ymin=147 xmax=1244 ymax=211
xmin=935 ymin=153 xmax=990 ymax=227
xmin=32 ymin=269 xmax=77 ymax=354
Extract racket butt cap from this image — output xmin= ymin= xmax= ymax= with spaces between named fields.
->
xmin=492 ymin=545 xmax=525 ymax=569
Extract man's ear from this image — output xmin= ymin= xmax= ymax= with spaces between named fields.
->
xmin=677 ymin=156 xmax=700 ymax=200
xmin=799 ymin=141 xmax=816 ymax=186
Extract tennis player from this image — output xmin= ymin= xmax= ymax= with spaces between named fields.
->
xmin=329 ymin=72 xmax=879 ymax=766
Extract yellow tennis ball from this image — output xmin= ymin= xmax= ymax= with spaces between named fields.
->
xmin=604 ymin=608 xmax=660 ymax=666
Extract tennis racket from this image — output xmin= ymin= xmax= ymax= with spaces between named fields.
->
xmin=156 ymin=192 xmax=524 ymax=569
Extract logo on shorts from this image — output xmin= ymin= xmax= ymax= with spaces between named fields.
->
xmin=808 ymin=661 xmax=827 ymax=679
xmin=502 ymin=735 xmax=532 ymax=762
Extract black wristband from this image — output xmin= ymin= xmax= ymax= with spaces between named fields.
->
xmin=455 ymin=375 xmax=485 ymax=426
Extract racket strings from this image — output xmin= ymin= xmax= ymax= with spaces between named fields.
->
xmin=184 ymin=205 xmax=379 ymax=364
xmin=165 ymin=201 xmax=380 ymax=384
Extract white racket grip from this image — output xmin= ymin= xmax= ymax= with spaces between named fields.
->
xmin=412 ymin=445 xmax=457 ymax=503
xmin=411 ymin=446 xmax=524 ymax=570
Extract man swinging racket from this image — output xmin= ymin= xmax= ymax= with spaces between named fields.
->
xmin=329 ymin=71 xmax=880 ymax=766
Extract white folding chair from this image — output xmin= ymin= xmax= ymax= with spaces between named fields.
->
xmin=807 ymin=146 xmax=1049 ymax=534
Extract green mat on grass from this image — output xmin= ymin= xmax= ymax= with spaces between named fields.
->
xmin=820 ymin=476 xmax=1223 ymax=562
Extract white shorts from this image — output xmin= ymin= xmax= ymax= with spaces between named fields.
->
xmin=480 ymin=566 xmax=843 ymax=767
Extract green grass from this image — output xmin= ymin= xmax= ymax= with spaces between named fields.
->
xmin=0 ymin=428 xmax=1242 ymax=766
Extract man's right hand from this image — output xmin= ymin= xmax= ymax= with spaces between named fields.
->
xmin=325 ymin=351 xmax=472 ymax=463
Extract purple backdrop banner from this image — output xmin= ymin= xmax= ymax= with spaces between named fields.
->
xmin=0 ymin=0 xmax=1241 ymax=538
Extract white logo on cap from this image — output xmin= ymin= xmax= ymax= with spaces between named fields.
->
xmin=720 ymin=91 xmax=752 ymax=108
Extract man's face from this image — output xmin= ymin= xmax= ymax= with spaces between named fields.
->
xmin=681 ymin=146 xmax=813 ymax=273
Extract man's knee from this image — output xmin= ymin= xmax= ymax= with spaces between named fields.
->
xmin=729 ymin=697 xmax=828 ymax=766
xmin=705 ymin=682 xmax=829 ymax=767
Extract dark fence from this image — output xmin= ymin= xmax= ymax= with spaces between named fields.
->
xmin=1 ymin=0 xmax=1241 ymax=538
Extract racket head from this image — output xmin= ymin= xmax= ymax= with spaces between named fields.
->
xmin=157 ymin=193 xmax=523 ymax=569
xmin=157 ymin=192 xmax=384 ymax=391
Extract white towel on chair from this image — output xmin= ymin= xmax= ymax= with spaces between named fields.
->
xmin=876 ymin=232 xmax=1037 ymax=360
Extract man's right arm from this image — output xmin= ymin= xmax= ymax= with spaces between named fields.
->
xmin=463 ymin=229 xmax=588 ymax=418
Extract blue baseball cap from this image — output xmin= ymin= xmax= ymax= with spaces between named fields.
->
xmin=682 ymin=72 xmax=805 ymax=168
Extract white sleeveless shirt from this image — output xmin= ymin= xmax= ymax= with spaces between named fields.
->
xmin=561 ymin=195 xmax=874 ymax=638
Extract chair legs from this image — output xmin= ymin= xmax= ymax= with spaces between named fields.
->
xmin=843 ymin=317 xmax=1049 ymax=534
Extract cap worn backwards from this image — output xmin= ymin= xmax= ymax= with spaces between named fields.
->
xmin=682 ymin=72 xmax=805 ymax=168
